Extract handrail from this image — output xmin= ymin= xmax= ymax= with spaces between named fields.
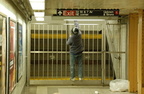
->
xmin=30 ymin=51 xmax=126 ymax=54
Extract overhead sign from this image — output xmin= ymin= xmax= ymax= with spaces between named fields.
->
xmin=56 ymin=9 xmax=119 ymax=16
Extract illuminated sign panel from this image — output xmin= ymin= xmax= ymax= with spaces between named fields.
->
xmin=63 ymin=10 xmax=76 ymax=16
xmin=56 ymin=9 xmax=119 ymax=16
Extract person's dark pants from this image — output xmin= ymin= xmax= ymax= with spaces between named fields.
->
xmin=70 ymin=53 xmax=83 ymax=79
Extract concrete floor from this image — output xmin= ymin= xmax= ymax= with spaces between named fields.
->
xmin=22 ymin=86 xmax=137 ymax=94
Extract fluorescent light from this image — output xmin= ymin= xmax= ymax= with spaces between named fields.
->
xmin=0 ymin=4 xmax=16 ymax=20
xmin=35 ymin=17 xmax=44 ymax=21
xmin=29 ymin=0 xmax=44 ymax=1
xmin=30 ymin=2 xmax=45 ymax=10
xmin=34 ymin=12 xmax=44 ymax=17
xmin=31 ymin=23 xmax=47 ymax=24
xmin=64 ymin=24 xmax=99 ymax=25
xmin=64 ymin=19 xmax=105 ymax=21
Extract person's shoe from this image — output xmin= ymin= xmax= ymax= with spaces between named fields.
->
xmin=71 ymin=78 xmax=75 ymax=81
xmin=79 ymin=78 xmax=82 ymax=81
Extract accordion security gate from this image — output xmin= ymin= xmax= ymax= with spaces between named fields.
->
xmin=29 ymin=22 xmax=127 ymax=85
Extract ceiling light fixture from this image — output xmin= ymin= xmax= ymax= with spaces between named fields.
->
xmin=64 ymin=24 xmax=100 ymax=25
xmin=34 ymin=12 xmax=45 ymax=17
xmin=30 ymin=2 xmax=45 ymax=10
xmin=29 ymin=0 xmax=44 ymax=1
xmin=29 ymin=0 xmax=45 ymax=10
xmin=64 ymin=19 xmax=105 ymax=21
xmin=35 ymin=17 xmax=44 ymax=21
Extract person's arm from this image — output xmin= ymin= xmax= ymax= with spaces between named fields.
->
xmin=74 ymin=20 xmax=79 ymax=29
xmin=79 ymin=30 xmax=82 ymax=35
xmin=66 ymin=36 xmax=72 ymax=45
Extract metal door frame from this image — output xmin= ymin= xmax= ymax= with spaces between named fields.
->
xmin=103 ymin=22 xmax=127 ymax=85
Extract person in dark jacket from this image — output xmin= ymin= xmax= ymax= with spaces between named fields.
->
xmin=66 ymin=21 xmax=84 ymax=81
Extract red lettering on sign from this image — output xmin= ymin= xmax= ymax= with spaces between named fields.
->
xmin=114 ymin=11 xmax=119 ymax=15
xmin=63 ymin=11 xmax=76 ymax=16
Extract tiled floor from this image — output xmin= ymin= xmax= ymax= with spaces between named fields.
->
xmin=22 ymin=86 xmax=137 ymax=94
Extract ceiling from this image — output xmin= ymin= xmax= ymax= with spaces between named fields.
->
xmin=45 ymin=0 xmax=144 ymax=16
xmin=9 ymin=0 xmax=144 ymax=20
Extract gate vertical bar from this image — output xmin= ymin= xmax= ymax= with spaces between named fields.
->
xmin=65 ymin=25 xmax=67 ymax=78
xmin=38 ymin=25 xmax=40 ymax=78
xmin=66 ymin=24 xmax=69 ymax=79
xmin=108 ymin=22 xmax=111 ymax=80
xmin=62 ymin=26 xmax=67 ymax=77
xmin=52 ymin=25 xmax=54 ymax=78
xmin=119 ymin=24 xmax=121 ymax=78
xmin=60 ymin=25 xmax=62 ymax=78
xmin=43 ymin=25 xmax=44 ymax=78
xmin=92 ymin=25 xmax=94 ymax=79
xmin=83 ymin=25 xmax=86 ymax=78
xmin=56 ymin=25 xmax=58 ymax=78
xmin=47 ymin=25 xmax=49 ymax=78
xmin=102 ymin=24 xmax=105 ymax=85
xmin=88 ymin=25 xmax=90 ymax=79
xmin=96 ymin=25 xmax=99 ymax=79
xmin=33 ymin=24 xmax=36 ymax=78
xmin=96 ymin=26 xmax=99 ymax=77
